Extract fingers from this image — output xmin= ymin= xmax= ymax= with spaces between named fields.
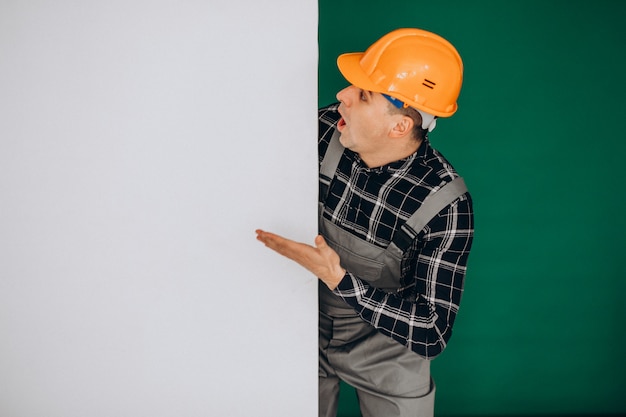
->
xmin=255 ymin=230 xmax=345 ymax=288
xmin=255 ymin=229 xmax=271 ymax=241
xmin=255 ymin=229 xmax=302 ymax=260
xmin=256 ymin=230 xmax=322 ymax=272
xmin=255 ymin=229 xmax=269 ymax=244
xmin=255 ymin=229 xmax=282 ymax=247
xmin=314 ymin=234 xmax=327 ymax=248
xmin=314 ymin=235 xmax=337 ymax=258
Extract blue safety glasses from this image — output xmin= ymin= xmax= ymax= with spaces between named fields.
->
xmin=382 ymin=94 xmax=406 ymax=109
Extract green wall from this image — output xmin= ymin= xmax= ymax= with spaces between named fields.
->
xmin=318 ymin=1 xmax=626 ymax=416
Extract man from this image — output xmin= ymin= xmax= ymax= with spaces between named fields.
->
xmin=256 ymin=28 xmax=474 ymax=417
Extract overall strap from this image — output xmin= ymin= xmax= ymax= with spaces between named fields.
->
xmin=319 ymin=128 xmax=468 ymax=256
xmin=391 ymin=177 xmax=468 ymax=252
xmin=319 ymin=129 xmax=344 ymax=202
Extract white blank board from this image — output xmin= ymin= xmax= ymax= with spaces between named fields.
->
xmin=0 ymin=1 xmax=318 ymax=416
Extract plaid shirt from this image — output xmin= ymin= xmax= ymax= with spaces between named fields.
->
xmin=319 ymin=103 xmax=474 ymax=358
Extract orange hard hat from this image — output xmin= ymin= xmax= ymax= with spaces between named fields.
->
xmin=337 ymin=28 xmax=463 ymax=118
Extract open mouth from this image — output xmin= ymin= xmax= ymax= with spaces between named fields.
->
xmin=337 ymin=117 xmax=346 ymax=131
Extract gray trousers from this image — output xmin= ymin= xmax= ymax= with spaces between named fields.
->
xmin=319 ymin=311 xmax=435 ymax=417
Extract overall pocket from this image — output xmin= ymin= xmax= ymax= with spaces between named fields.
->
xmin=320 ymin=217 xmax=402 ymax=292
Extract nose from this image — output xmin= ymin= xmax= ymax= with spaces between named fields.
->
xmin=336 ymin=85 xmax=355 ymax=106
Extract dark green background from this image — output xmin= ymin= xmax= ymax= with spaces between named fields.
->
xmin=318 ymin=1 xmax=626 ymax=416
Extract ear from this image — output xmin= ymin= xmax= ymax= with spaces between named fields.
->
xmin=389 ymin=115 xmax=414 ymax=139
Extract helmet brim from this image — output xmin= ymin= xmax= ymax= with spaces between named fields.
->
xmin=337 ymin=53 xmax=386 ymax=94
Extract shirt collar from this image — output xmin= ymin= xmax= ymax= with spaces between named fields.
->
xmin=345 ymin=139 xmax=430 ymax=174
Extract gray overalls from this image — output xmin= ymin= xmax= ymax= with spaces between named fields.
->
xmin=318 ymin=131 xmax=467 ymax=417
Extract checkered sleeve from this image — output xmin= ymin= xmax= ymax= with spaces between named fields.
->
xmin=332 ymin=195 xmax=474 ymax=359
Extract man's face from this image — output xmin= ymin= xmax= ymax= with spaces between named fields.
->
xmin=335 ymin=86 xmax=396 ymax=158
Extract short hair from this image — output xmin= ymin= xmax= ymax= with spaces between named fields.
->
xmin=386 ymin=103 xmax=428 ymax=142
